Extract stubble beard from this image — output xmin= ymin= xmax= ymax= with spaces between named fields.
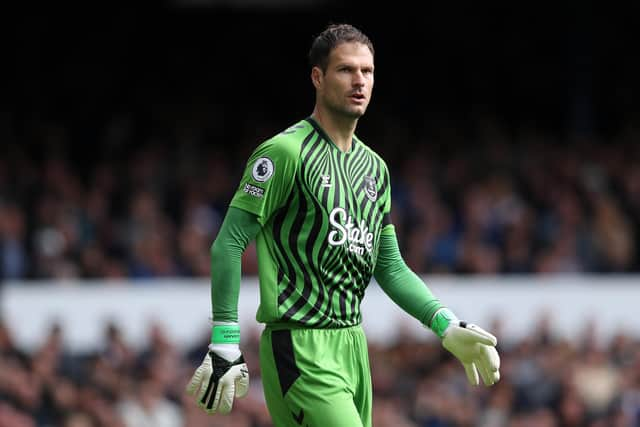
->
xmin=328 ymin=99 xmax=367 ymax=121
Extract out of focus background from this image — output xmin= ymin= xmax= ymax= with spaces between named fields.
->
xmin=2 ymin=2 xmax=640 ymax=426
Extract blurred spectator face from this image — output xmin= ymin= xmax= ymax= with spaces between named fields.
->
xmin=0 ymin=402 xmax=35 ymax=427
xmin=63 ymin=412 xmax=95 ymax=427
xmin=0 ymin=322 xmax=15 ymax=351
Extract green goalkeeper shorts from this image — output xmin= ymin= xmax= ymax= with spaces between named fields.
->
xmin=259 ymin=324 xmax=372 ymax=427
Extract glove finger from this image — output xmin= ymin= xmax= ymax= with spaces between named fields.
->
xmin=197 ymin=370 xmax=213 ymax=407
xmin=464 ymin=324 xmax=497 ymax=347
xmin=186 ymin=367 xmax=202 ymax=395
xmin=478 ymin=345 xmax=501 ymax=385
xmin=207 ymin=378 xmax=224 ymax=414
xmin=235 ymin=365 xmax=250 ymax=398
xmin=463 ymin=362 xmax=479 ymax=386
xmin=485 ymin=346 xmax=501 ymax=383
xmin=477 ymin=359 xmax=495 ymax=386
xmin=477 ymin=345 xmax=500 ymax=372
xmin=218 ymin=382 xmax=235 ymax=414
xmin=484 ymin=345 xmax=500 ymax=372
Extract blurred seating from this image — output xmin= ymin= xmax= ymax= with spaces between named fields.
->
xmin=1 ymin=115 xmax=639 ymax=280
xmin=0 ymin=315 xmax=638 ymax=426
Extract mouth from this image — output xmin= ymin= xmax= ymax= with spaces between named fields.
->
xmin=349 ymin=93 xmax=366 ymax=103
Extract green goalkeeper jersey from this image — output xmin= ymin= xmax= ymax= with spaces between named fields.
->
xmin=230 ymin=117 xmax=392 ymax=328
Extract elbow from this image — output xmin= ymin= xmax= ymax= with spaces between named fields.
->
xmin=210 ymin=238 xmax=223 ymax=259
xmin=211 ymin=236 xmax=241 ymax=261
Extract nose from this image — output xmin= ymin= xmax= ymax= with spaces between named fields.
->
xmin=352 ymin=71 xmax=365 ymax=87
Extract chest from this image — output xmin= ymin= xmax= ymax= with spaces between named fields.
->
xmin=300 ymin=145 xmax=385 ymax=226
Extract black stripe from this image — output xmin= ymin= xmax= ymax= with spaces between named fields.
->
xmin=350 ymin=270 xmax=370 ymax=324
xmin=200 ymin=377 xmax=214 ymax=406
xmin=300 ymin=131 xmax=323 ymax=200
xmin=283 ymin=177 xmax=316 ymax=321
xmin=317 ymin=154 xmax=332 ymax=268
xmin=382 ymin=212 xmax=392 ymax=227
xmin=331 ymin=146 xmax=346 ymax=211
xmin=350 ymin=146 xmax=370 ymax=188
xmin=337 ymin=146 xmax=358 ymax=220
xmin=272 ymin=330 xmax=300 ymax=396
xmin=206 ymin=381 xmax=219 ymax=410
xmin=320 ymin=152 xmax=343 ymax=268
xmin=301 ymin=130 xmax=320 ymax=153
xmin=305 ymin=133 xmax=327 ymax=181
xmin=277 ymin=268 xmax=285 ymax=289
xmin=326 ymin=263 xmax=349 ymax=323
xmin=378 ymin=165 xmax=389 ymax=202
xmin=324 ymin=252 xmax=344 ymax=285
xmin=323 ymin=264 xmax=342 ymax=304
xmin=273 ymin=191 xmax=299 ymax=305
xmin=339 ymin=286 xmax=348 ymax=323
xmin=302 ymin=132 xmax=323 ymax=172
xmin=305 ymin=117 xmax=333 ymax=147
xmin=330 ymin=251 xmax=365 ymax=325
xmin=346 ymin=140 xmax=363 ymax=177
xmin=298 ymin=177 xmax=329 ymax=325
xmin=292 ymin=409 xmax=305 ymax=425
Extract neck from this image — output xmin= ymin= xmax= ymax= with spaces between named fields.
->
xmin=310 ymin=107 xmax=358 ymax=153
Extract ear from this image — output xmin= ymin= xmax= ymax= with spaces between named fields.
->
xmin=311 ymin=66 xmax=323 ymax=90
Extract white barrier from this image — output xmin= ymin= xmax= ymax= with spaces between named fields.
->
xmin=1 ymin=275 xmax=638 ymax=353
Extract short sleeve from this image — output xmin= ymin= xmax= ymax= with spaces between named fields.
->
xmin=229 ymin=138 xmax=299 ymax=225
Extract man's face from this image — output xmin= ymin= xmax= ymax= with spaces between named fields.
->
xmin=314 ymin=42 xmax=374 ymax=119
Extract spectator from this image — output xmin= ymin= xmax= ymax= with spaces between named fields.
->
xmin=1 ymin=312 xmax=639 ymax=426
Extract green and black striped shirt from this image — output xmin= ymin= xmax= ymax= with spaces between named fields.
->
xmin=230 ymin=117 xmax=392 ymax=328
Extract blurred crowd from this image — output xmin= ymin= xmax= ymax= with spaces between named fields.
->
xmin=1 ymin=113 xmax=639 ymax=281
xmin=1 ymin=313 xmax=638 ymax=427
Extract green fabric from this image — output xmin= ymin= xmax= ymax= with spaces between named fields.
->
xmin=229 ymin=126 xmax=300 ymax=226
xmin=228 ymin=119 xmax=394 ymax=328
xmin=210 ymin=207 xmax=261 ymax=322
xmin=429 ymin=308 xmax=459 ymax=339
xmin=373 ymin=225 xmax=444 ymax=328
xmin=259 ymin=325 xmax=372 ymax=427
xmin=210 ymin=324 xmax=241 ymax=344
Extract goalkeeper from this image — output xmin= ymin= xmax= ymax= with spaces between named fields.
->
xmin=187 ymin=23 xmax=500 ymax=427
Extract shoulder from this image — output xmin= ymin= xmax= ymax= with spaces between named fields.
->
xmin=252 ymin=119 xmax=314 ymax=162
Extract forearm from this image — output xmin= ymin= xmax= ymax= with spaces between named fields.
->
xmin=210 ymin=207 xmax=261 ymax=322
xmin=373 ymin=226 xmax=444 ymax=326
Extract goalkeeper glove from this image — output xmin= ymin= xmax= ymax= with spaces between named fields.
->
xmin=430 ymin=308 xmax=500 ymax=386
xmin=186 ymin=322 xmax=249 ymax=414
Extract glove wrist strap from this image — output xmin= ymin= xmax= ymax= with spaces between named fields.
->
xmin=211 ymin=323 xmax=240 ymax=344
xmin=429 ymin=308 xmax=459 ymax=339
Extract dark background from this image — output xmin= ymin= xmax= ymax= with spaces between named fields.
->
xmin=9 ymin=3 xmax=640 ymax=154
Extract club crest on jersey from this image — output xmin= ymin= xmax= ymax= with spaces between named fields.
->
xmin=363 ymin=176 xmax=377 ymax=202
xmin=252 ymin=157 xmax=274 ymax=182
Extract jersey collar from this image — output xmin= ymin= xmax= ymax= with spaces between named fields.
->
xmin=305 ymin=116 xmax=356 ymax=154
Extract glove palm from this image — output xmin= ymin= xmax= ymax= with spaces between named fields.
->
xmin=443 ymin=321 xmax=500 ymax=386
xmin=186 ymin=343 xmax=249 ymax=414
xmin=431 ymin=308 xmax=500 ymax=387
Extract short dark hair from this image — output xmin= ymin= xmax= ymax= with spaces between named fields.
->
xmin=308 ymin=23 xmax=374 ymax=72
